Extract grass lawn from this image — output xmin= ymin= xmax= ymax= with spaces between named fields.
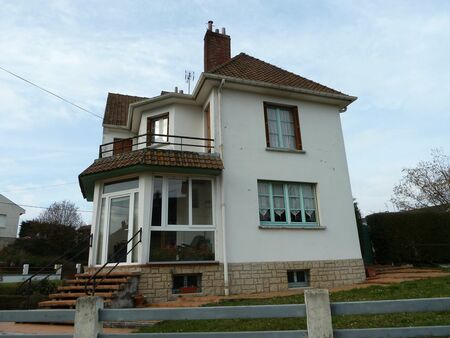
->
xmin=138 ymin=275 xmax=450 ymax=333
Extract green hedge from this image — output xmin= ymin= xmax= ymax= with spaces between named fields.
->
xmin=0 ymin=294 xmax=47 ymax=310
xmin=366 ymin=211 xmax=450 ymax=265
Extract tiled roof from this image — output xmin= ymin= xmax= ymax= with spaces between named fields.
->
xmin=80 ymin=149 xmax=224 ymax=176
xmin=208 ymin=53 xmax=347 ymax=96
xmin=103 ymin=93 xmax=148 ymax=126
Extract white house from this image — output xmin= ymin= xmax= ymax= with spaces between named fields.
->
xmin=0 ymin=194 xmax=25 ymax=250
xmin=79 ymin=22 xmax=365 ymax=303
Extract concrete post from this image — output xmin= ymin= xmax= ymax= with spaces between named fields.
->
xmin=74 ymin=296 xmax=103 ymax=338
xmin=76 ymin=263 xmax=82 ymax=274
xmin=22 ymin=264 xmax=29 ymax=275
xmin=304 ymin=289 xmax=333 ymax=338
xmin=54 ymin=264 xmax=62 ymax=276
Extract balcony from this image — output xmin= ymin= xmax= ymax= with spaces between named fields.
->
xmin=99 ymin=133 xmax=214 ymax=159
xmin=79 ymin=133 xmax=223 ymax=202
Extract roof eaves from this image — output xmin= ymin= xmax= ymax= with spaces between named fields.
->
xmin=202 ymin=73 xmax=357 ymax=104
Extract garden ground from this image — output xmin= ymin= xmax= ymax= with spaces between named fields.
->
xmin=1 ymin=265 xmax=449 ymax=335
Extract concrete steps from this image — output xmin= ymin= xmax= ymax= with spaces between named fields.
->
xmin=38 ymin=271 xmax=140 ymax=309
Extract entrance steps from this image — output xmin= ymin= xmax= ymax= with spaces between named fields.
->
xmin=38 ymin=271 xmax=140 ymax=309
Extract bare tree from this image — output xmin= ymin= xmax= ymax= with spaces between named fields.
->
xmin=37 ymin=200 xmax=84 ymax=228
xmin=391 ymin=149 xmax=450 ymax=211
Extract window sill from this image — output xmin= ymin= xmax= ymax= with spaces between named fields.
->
xmin=259 ymin=225 xmax=326 ymax=230
xmin=266 ymin=147 xmax=305 ymax=154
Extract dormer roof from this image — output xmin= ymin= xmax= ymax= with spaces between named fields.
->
xmin=103 ymin=93 xmax=148 ymax=127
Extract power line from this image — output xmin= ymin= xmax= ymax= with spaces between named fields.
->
xmin=0 ymin=201 xmax=92 ymax=213
xmin=1 ymin=181 xmax=79 ymax=194
xmin=0 ymin=65 xmax=103 ymax=120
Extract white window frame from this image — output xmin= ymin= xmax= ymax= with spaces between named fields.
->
xmin=95 ymin=181 xmax=140 ymax=265
xmin=150 ymin=176 xmax=215 ymax=231
xmin=148 ymin=175 xmax=216 ymax=263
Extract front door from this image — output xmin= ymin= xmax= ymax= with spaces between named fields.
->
xmin=107 ymin=196 xmax=131 ymax=262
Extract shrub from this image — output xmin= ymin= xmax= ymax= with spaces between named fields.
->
xmin=366 ymin=211 xmax=450 ymax=264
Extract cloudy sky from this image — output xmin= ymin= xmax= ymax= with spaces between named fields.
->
xmin=1 ymin=0 xmax=449 ymax=223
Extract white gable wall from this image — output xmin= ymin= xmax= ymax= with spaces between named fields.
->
xmin=220 ymin=88 xmax=361 ymax=263
xmin=0 ymin=195 xmax=24 ymax=239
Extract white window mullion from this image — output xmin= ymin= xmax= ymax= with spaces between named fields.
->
xmin=299 ymin=184 xmax=306 ymax=223
xmin=284 ymin=184 xmax=291 ymax=224
xmin=126 ymin=193 xmax=135 ymax=263
xmin=162 ymin=177 xmax=168 ymax=227
xmin=268 ymin=183 xmax=275 ymax=222
xmin=275 ymin=108 xmax=284 ymax=148
xmin=102 ymin=197 xmax=111 ymax=265
xmin=188 ymin=178 xmax=193 ymax=226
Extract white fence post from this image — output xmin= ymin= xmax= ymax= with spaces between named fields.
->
xmin=74 ymin=296 xmax=103 ymax=338
xmin=76 ymin=263 xmax=82 ymax=274
xmin=305 ymin=289 xmax=333 ymax=338
xmin=22 ymin=264 xmax=29 ymax=275
xmin=54 ymin=264 xmax=62 ymax=277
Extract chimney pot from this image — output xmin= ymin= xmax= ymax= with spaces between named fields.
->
xmin=207 ymin=20 xmax=213 ymax=31
xmin=221 ymin=27 xmax=226 ymax=34
xmin=179 ymin=89 xmax=184 ymax=94
xmin=174 ymin=86 xmax=178 ymax=93
xmin=215 ymin=28 xmax=219 ymax=33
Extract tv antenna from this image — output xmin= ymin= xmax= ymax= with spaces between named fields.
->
xmin=185 ymin=70 xmax=195 ymax=94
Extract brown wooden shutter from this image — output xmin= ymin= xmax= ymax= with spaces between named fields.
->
xmin=292 ymin=106 xmax=302 ymax=150
xmin=113 ymin=138 xmax=132 ymax=155
xmin=263 ymin=102 xmax=270 ymax=147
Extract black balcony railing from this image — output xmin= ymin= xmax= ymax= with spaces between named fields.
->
xmin=99 ymin=133 xmax=214 ymax=158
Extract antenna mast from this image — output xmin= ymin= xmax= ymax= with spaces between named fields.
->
xmin=185 ymin=70 xmax=195 ymax=94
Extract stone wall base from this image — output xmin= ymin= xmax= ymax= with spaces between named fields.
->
xmin=91 ymin=258 xmax=365 ymax=304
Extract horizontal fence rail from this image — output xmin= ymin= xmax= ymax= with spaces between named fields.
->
xmin=331 ymin=297 xmax=450 ymax=315
xmin=1 ymin=294 xmax=450 ymax=337
xmin=100 ymin=304 xmax=306 ymax=322
xmin=0 ymin=309 xmax=75 ymax=323
xmin=100 ymin=331 xmax=308 ymax=338
xmin=334 ymin=326 xmax=450 ymax=338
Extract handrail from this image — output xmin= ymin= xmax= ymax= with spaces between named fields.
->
xmin=18 ymin=234 xmax=92 ymax=309
xmin=85 ymin=228 xmax=142 ymax=295
xmin=19 ymin=234 xmax=92 ymax=288
xmin=99 ymin=133 xmax=214 ymax=158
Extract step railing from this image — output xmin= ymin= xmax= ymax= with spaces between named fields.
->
xmin=18 ymin=234 xmax=92 ymax=309
xmin=84 ymin=228 xmax=142 ymax=295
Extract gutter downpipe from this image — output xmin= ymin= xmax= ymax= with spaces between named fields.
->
xmin=217 ymin=78 xmax=229 ymax=296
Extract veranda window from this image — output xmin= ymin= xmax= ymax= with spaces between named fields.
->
xmin=149 ymin=176 xmax=215 ymax=262
xmin=258 ymin=181 xmax=318 ymax=226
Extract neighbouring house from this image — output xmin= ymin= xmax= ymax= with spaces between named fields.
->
xmin=0 ymin=194 xmax=25 ymax=250
xmin=78 ymin=21 xmax=365 ymax=304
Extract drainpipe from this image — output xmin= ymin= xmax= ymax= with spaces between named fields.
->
xmin=217 ymin=79 xmax=229 ymax=296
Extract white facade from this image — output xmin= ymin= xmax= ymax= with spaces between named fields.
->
xmin=219 ymin=88 xmax=361 ymax=262
xmin=89 ymin=77 xmax=362 ymax=268
xmin=0 ymin=194 xmax=25 ymax=249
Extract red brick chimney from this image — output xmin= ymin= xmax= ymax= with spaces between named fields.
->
xmin=204 ymin=20 xmax=231 ymax=72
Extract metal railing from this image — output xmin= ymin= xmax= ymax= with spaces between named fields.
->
xmin=1 ymin=295 xmax=450 ymax=337
xmin=85 ymin=228 xmax=142 ymax=295
xmin=18 ymin=235 xmax=92 ymax=309
xmin=99 ymin=133 xmax=214 ymax=158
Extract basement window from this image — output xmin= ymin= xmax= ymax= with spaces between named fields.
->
xmin=172 ymin=274 xmax=202 ymax=294
xmin=287 ymin=270 xmax=309 ymax=288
